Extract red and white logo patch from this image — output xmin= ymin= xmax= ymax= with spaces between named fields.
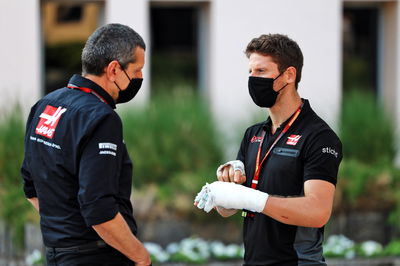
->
xmin=251 ymin=135 xmax=263 ymax=143
xmin=286 ymin=135 xmax=301 ymax=145
xmin=35 ymin=105 xmax=67 ymax=139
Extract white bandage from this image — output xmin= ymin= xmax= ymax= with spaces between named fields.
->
xmin=216 ymin=160 xmax=245 ymax=176
xmin=194 ymin=181 xmax=268 ymax=213
xmin=194 ymin=183 xmax=214 ymax=212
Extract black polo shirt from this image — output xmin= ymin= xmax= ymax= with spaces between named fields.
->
xmin=237 ymin=99 xmax=342 ymax=266
xmin=21 ymin=74 xmax=137 ymax=248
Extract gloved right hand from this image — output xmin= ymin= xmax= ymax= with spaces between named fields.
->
xmin=216 ymin=160 xmax=246 ymax=184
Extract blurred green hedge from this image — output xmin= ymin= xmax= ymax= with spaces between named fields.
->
xmin=336 ymin=90 xmax=400 ymax=227
xmin=339 ymin=90 xmax=395 ymax=164
xmin=121 ymin=91 xmax=223 ymax=205
xmin=0 ymin=109 xmax=32 ymax=247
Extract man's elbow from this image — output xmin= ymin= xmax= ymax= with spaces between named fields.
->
xmin=311 ymin=209 xmax=332 ymax=228
xmin=219 ymin=211 xmax=233 ymax=218
xmin=92 ymin=213 xmax=120 ymax=232
xmin=27 ymin=197 xmax=39 ymax=211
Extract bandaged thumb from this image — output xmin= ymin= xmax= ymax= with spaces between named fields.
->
xmin=208 ymin=181 xmax=268 ymax=213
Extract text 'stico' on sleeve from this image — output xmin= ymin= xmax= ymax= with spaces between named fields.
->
xmin=303 ymin=130 xmax=343 ymax=185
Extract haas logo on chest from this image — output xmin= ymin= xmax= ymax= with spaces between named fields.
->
xmin=35 ymin=105 xmax=67 ymax=139
xmin=286 ymin=135 xmax=302 ymax=145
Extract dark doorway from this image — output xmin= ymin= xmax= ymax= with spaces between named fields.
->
xmin=150 ymin=6 xmax=198 ymax=96
xmin=342 ymin=7 xmax=379 ymax=94
xmin=41 ymin=1 xmax=104 ymax=95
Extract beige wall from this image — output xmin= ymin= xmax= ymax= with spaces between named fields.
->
xmin=0 ymin=0 xmax=42 ymax=116
xmin=42 ymin=2 xmax=101 ymax=45
xmin=106 ymin=0 xmax=343 ymax=135
xmin=208 ymin=0 xmax=342 ymax=132
xmin=395 ymin=1 xmax=400 ymax=165
xmin=3 ymin=0 xmax=400 ymax=150
xmin=381 ymin=2 xmax=398 ymax=116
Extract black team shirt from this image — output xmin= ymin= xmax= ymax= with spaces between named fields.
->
xmin=21 ymin=75 xmax=137 ymax=248
xmin=237 ymin=99 xmax=342 ymax=266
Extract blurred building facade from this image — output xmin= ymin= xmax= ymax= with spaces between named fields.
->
xmin=42 ymin=2 xmax=104 ymax=45
xmin=1 ymin=0 xmax=399 ymax=145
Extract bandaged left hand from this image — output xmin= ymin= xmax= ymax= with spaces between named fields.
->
xmin=194 ymin=181 xmax=269 ymax=213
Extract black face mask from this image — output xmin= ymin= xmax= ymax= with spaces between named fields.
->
xmin=114 ymin=68 xmax=143 ymax=104
xmin=248 ymin=72 xmax=287 ymax=108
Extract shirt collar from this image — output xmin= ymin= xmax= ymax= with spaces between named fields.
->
xmin=67 ymin=74 xmax=116 ymax=109
xmin=262 ymin=98 xmax=310 ymax=132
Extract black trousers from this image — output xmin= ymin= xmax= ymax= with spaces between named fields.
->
xmin=46 ymin=243 xmax=134 ymax=266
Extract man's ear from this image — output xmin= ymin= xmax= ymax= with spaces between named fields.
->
xmin=105 ymin=60 xmax=120 ymax=82
xmin=285 ymin=66 xmax=297 ymax=85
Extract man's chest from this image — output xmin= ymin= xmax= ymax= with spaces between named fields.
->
xmin=244 ymin=130 xmax=307 ymax=196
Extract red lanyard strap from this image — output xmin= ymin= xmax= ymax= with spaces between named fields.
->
xmin=67 ymin=84 xmax=108 ymax=105
xmin=251 ymin=105 xmax=302 ymax=189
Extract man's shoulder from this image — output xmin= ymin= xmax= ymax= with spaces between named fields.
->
xmin=45 ymin=87 xmax=113 ymax=111
xmin=301 ymin=102 xmax=340 ymax=139
xmin=36 ymin=87 xmax=119 ymax=126
xmin=299 ymin=111 xmax=342 ymax=151
xmin=246 ymin=120 xmax=267 ymax=132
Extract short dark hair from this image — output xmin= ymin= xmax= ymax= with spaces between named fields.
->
xmin=245 ymin=34 xmax=303 ymax=88
xmin=82 ymin=23 xmax=146 ymax=75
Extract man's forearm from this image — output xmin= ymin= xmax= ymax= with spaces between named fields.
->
xmin=262 ymin=195 xmax=331 ymax=227
xmin=195 ymin=180 xmax=334 ymax=228
xmin=92 ymin=212 xmax=151 ymax=265
xmin=27 ymin=197 xmax=39 ymax=211
xmin=262 ymin=180 xmax=335 ymax=228
xmin=216 ymin=206 xmax=237 ymax=217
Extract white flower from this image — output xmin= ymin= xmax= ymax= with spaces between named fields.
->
xmin=25 ymin=249 xmax=43 ymax=266
xmin=210 ymin=241 xmax=225 ymax=257
xmin=225 ymin=244 xmax=240 ymax=257
xmin=240 ymin=244 xmax=245 ymax=257
xmin=146 ymin=237 xmax=245 ymax=263
xmin=210 ymin=241 xmax=243 ymax=259
xmin=345 ymin=249 xmax=356 ymax=259
xmin=166 ymin=242 xmax=180 ymax=254
xmin=180 ymin=237 xmax=210 ymax=260
xmin=360 ymin=241 xmax=383 ymax=257
xmin=324 ymin=235 xmax=355 ymax=257
xmin=144 ymin=242 xmax=170 ymax=263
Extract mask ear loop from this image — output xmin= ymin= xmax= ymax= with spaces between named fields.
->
xmin=273 ymin=70 xmax=288 ymax=93
xmin=114 ymin=64 xmax=131 ymax=92
xmin=114 ymin=81 xmax=122 ymax=92
xmin=273 ymin=72 xmax=283 ymax=81
xmin=122 ymin=68 xmax=132 ymax=82
xmin=277 ymin=83 xmax=288 ymax=93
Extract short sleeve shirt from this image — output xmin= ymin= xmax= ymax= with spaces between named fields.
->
xmin=21 ymin=75 xmax=137 ymax=248
xmin=237 ymin=99 xmax=342 ymax=266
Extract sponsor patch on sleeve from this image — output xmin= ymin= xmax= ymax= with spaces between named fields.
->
xmin=322 ymin=147 xmax=339 ymax=158
xmin=98 ymin=142 xmax=117 ymax=156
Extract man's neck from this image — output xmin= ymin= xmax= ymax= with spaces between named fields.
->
xmin=84 ymin=74 xmax=117 ymax=101
xmin=268 ymin=89 xmax=302 ymax=134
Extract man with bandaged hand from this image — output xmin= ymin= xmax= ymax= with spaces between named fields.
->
xmin=195 ymin=34 xmax=342 ymax=266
